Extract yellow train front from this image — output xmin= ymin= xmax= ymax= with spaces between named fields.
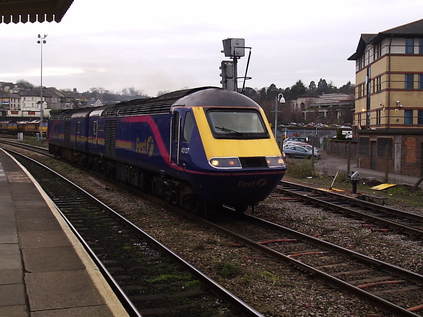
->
xmin=170 ymin=88 xmax=286 ymax=212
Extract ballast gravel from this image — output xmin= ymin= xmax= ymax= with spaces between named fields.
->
xmin=11 ymin=149 xmax=421 ymax=317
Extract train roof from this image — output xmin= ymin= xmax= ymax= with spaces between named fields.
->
xmin=101 ymin=87 xmax=216 ymax=117
xmin=50 ymin=87 xmax=261 ymax=119
xmin=101 ymin=87 xmax=260 ymax=117
xmin=173 ymin=88 xmax=260 ymax=108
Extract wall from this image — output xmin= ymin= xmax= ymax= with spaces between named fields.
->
xmin=325 ymin=140 xmax=357 ymax=159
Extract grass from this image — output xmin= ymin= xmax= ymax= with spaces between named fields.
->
xmin=146 ymin=273 xmax=193 ymax=284
xmin=259 ymin=270 xmax=280 ymax=285
xmin=215 ymin=262 xmax=242 ymax=279
xmin=284 ymin=159 xmax=423 ymax=209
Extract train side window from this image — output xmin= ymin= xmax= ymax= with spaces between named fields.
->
xmin=76 ymin=121 xmax=81 ymax=134
xmin=93 ymin=121 xmax=98 ymax=136
xmin=182 ymin=112 xmax=194 ymax=142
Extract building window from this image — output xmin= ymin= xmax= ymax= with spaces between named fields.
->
xmin=420 ymin=74 xmax=423 ymax=89
xmin=374 ymin=43 xmax=381 ymax=59
xmin=418 ymin=110 xmax=423 ymax=125
xmin=404 ymin=110 xmax=413 ymax=125
xmin=405 ymin=39 xmax=414 ymax=54
xmin=405 ymin=74 xmax=414 ymax=89
xmin=376 ymin=109 xmax=381 ymax=125
xmin=375 ymin=76 xmax=382 ymax=92
xmin=419 ymin=39 xmax=423 ymax=55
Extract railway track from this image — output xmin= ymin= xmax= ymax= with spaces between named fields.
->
xmin=204 ymin=211 xmax=423 ymax=316
xmin=0 ymin=138 xmax=51 ymax=156
xmin=6 ymin=149 xmax=262 ymax=317
xmin=4 ymin=139 xmax=423 ymax=315
xmin=279 ymin=180 xmax=423 ymax=239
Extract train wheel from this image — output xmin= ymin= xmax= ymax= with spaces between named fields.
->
xmin=179 ymin=185 xmax=199 ymax=212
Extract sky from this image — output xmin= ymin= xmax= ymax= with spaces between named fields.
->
xmin=1 ymin=0 xmax=423 ymax=96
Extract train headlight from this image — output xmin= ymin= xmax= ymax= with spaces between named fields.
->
xmin=209 ymin=157 xmax=242 ymax=169
xmin=266 ymin=156 xmax=286 ymax=168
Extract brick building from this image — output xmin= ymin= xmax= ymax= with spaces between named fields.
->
xmin=348 ymin=19 xmax=423 ymax=177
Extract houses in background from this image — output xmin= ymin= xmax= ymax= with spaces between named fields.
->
xmin=0 ymin=83 xmax=103 ymax=121
xmin=286 ymin=93 xmax=355 ymax=125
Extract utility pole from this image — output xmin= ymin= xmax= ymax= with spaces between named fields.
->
xmin=37 ymin=33 xmax=47 ymax=139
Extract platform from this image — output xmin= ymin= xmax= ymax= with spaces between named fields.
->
xmin=0 ymin=148 xmax=129 ymax=317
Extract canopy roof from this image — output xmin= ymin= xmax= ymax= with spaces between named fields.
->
xmin=0 ymin=0 xmax=73 ymax=24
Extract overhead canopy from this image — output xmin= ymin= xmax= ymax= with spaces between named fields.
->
xmin=0 ymin=0 xmax=74 ymax=24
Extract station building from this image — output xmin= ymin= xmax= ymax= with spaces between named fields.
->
xmin=348 ymin=19 xmax=423 ymax=177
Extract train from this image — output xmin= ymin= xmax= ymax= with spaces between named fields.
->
xmin=0 ymin=120 xmax=48 ymax=135
xmin=48 ymin=87 xmax=286 ymax=212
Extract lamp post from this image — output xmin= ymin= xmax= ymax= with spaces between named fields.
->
xmin=274 ymin=93 xmax=285 ymax=144
xmin=37 ymin=34 xmax=47 ymax=139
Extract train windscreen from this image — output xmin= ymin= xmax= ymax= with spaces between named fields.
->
xmin=206 ymin=109 xmax=269 ymax=139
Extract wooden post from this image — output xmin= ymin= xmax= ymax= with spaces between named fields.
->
xmin=347 ymin=141 xmax=351 ymax=176
xmin=384 ymin=145 xmax=390 ymax=183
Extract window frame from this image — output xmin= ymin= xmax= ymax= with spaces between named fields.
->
xmin=405 ymin=39 xmax=415 ymax=54
xmin=418 ymin=110 xmax=423 ymax=125
xmin=405 ymin=73 xmax=414 ymax=89
xmin=404 ymin=110 xmax=413 ymax=125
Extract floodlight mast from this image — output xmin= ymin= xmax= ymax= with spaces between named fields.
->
xmin=37 ymin=33 xmax=47 ymax=139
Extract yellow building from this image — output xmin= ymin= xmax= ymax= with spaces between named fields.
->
xmin=348 ymin=19 xmax=423 ymax=177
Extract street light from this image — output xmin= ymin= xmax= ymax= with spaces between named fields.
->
xmin=37 ymin=33 xmax=47 ymax=138
xmin=274 ymin=93 xmax=285 ymax=143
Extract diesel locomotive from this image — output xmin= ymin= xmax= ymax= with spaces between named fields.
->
xmin=48 ymin=87 xmax=286 ymax=212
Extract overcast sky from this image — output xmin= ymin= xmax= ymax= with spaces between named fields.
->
xmin=1 ymin=0 xmax=422 ymax=96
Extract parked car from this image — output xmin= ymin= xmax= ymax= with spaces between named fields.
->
xmin=283 ymin=140 xmax=309 ymax=147
xmin=283 ymin=144 xmax=320 ymax=159
xmin=283 ymin=136 xmax=309 ymax=144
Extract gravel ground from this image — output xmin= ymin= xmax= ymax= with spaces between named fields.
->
xmin=8 ymin=147 xmax=416 ymax=317
xmin=255 ymin=193 xmax=423 ymax=275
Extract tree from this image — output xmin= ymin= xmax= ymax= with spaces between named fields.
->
xmin=290 ymin=80 xmax=307 ymax=99
xmin=121 ymin=87 xmax=146 ymax=97
xmin=339 ymin=81 xmax=354 ymax=94
xmin=308 ymin=81 xmax=317 ymax=94
xmin=157 ymin=90 xmax=170 ymax=97
xmin=317 ymin=78 xmax=328 ymax=94
xmin=16 ymin=79 xmax=34 ymax=89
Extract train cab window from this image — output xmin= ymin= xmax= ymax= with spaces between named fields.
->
xmin=182 ymin=112 xmax=195 ymax=142
xmin=206 ymin=109 xmax=269 ymax=139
